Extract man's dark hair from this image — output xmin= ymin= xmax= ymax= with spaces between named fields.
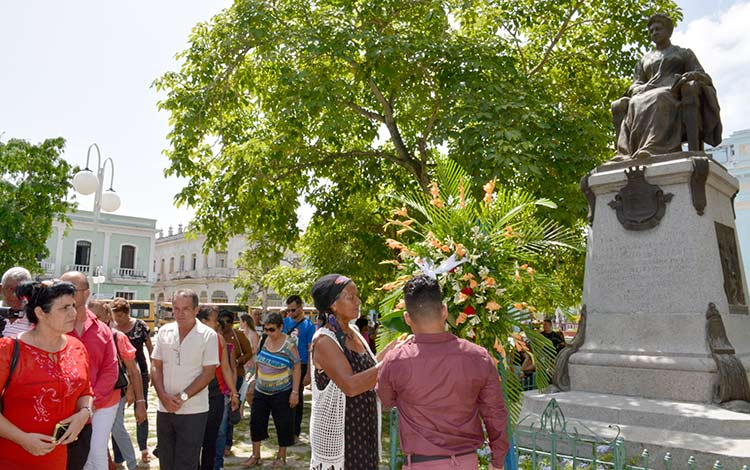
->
xmin=197 ymin=306 xmax=212 ymax=322
xmin=218 ymin=309 xmax=235 ymax=324
xmin=403 ymin=275 xmax=443 ymax=321
xmin=286 ymin=295 xmax=303 ymax=306
xmin=543 ymin=319 xmax=552 ymax=325
xmin=355 ymin=317 xmax=369 ymax=331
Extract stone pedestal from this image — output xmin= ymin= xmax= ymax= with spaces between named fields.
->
xmin=570 ymin=153 xmax=750 ymax=403
xmin=520 ymin=154 xmax=750 ymax=467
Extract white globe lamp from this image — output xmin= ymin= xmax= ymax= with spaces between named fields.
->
xmin=72 ymin=169 xmax=99 ymax=195
xmin=100 ymin=190 xmax=121 ymax=213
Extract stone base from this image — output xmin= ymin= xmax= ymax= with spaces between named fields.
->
xmin=521 ymin=390 xmax=750 ymax=468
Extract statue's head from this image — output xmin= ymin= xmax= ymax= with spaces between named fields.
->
xmin=647 ymin=13 xmax=674 ymax=39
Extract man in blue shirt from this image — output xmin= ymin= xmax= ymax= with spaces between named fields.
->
xmin=282 ymin=294 xmax=316 ymax=440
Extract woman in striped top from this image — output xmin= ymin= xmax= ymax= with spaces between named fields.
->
xmin=243 ymin=312 xmax=300 ymax=469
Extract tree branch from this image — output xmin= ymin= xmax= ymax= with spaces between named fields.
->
xmin=418 ymin=97 xmax=440 ymax=164
xmin=346 ymin=101 xmax=386 ymax=123
xmin=528 ymin=0 xmax=581 ymax=76
xmin=502 ymin=23 xmax=528 ymax=73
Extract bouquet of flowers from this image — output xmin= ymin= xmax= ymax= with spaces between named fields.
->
xmin=378 ymin=158 xmax=577 ymax=421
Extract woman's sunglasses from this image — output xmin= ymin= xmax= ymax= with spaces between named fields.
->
xmin=264 ymin=326 xmax=277 ymax=333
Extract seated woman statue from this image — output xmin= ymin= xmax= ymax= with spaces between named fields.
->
xmin=612 ymin=13 xmax=722 ymax=159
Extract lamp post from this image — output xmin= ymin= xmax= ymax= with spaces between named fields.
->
xmin=72 ymin=143 xmax=121 ymax=218
xmin=92 ymin=266 xmax=106 ymax=298
xmin=71 ymin=144 xmax=121 ymax=295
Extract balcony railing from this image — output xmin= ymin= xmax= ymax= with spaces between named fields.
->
xmin=110 ymin=268 xmax=148 ymax=280
xmin=41 ymin=261 xmax=55 ymax=273
xmin=156 ymin=267 xmax=239 ymax=282
xmin=65 ymin=264 xmax=90 ymax=273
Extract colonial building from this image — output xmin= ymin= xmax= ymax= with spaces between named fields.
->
xmin=706 ymin=128 xmax=750 ymax=281
xmin=150 ymin=225 xmax=283 ymax=308
xmin=43 ymin=209 xmax=157 ymax=299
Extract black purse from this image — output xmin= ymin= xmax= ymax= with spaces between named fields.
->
xmin=0 ymin=338 xmax=19 ymax=413
xmin=113 ymin=332 xmax=129 ymax=391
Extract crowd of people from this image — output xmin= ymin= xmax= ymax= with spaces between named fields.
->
xmin=0 ymin=265 xmax=513 ymax=470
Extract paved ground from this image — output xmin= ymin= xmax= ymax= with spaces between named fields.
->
xmin=121 ymin=388 xmax=393 ymax=469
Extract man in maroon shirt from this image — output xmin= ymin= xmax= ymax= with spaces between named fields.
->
xmin=377 ymin=275 xmax=509 ymax=469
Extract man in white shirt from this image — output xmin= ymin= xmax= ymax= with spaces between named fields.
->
xmin=152 ymin=289 xmax=219 ymax=470
xmin=1 ymin=266 xmax=32 ymax=338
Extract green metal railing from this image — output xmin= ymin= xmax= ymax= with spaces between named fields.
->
xmin=387 ymin=399 xmax=750 ymax=470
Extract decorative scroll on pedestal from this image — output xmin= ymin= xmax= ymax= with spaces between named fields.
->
xmin=549 ymin=305 xmax=587 ymax=392
xmin=690 ymin=157 xmax=709 ymax=215
xmin=706 ymin=303 xmax=750 ymax=412
xmin=608 ymin=166 xmax=673 ymax=231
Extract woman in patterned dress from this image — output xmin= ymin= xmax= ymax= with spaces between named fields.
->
xmin=0 ymin=280 xmax=94 ymax=470
xmin=308 ymin=274 xmax=401 ymax=470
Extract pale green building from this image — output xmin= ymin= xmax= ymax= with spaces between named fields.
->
xmin=42 ymin=209 xmax=157 ymax=300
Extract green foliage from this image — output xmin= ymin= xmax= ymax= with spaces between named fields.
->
xmin=261 ymin=264 xmax=317 ymax=304
xmin=155 ymin=0 xmax=680 ymax=291
xmin=377 ymin=158 xmax=580 ymax=423
xmin=0 ymin=137 xmax=75 ymax=275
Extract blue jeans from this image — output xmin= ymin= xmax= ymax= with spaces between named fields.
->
xmin=110 ymin=397 xmax=137 ymax=470
xmin=214 ymin=395 xmax=230 ymax=469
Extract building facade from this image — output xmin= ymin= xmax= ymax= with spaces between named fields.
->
xmin=150 ymin=225 xmax=283 ymax=308
xmin=43 ymin=210 xmax=157 ymax=299
xmin=706 ymin=129 xmax=750 ymax=280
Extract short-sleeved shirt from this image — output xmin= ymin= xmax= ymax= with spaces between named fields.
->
xmin=1 ymin=314 xmax=32 ymax=339
xmin=152 ymin=320 xmax=219 ymax=415
xmin=0 ymin=336 xmax=93 ymax=468
xmin=114 ymin=331 xmax=136 ymax=362
xmin=283 ymin=316 xmax=316 ymax=364
xmin=255 ymin=336 xmax=299 ymax=395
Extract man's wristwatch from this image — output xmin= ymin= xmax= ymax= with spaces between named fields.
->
xmin=180 ymin=392 xmax=189 ymax=401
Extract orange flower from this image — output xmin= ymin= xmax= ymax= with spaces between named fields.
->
xmin=455 ymin=243 xmax=467 ymax=258
xmin=430 ymin=198 xmax=445 ymax=208
xmin=485 ymin=277 xmax=496 ymax=286
xmin=440 ymin=244 xmax=451 ymax=253
xmin=456 ymin=312 xmax=468 ymax=325
xmin=469 ymin=279 xmax=478 ymax=289
xmin=395 ymin=206 xmax=408 ymax=217
xmin=395 ymin=299 xmax=406 ymax=310
xmin=462 ymin=273 xmax=475 ymax=281
xmin=494 ymin=337 xmax=504 ymax=354
xmin=513 ymin=302 xmax=524 ymax=311
xmin=520 ymin=264 xmax=528 ymax=270
xmin=396 ymin=227 xmax=411 ymax=236
xmin=386 ymin=238 xmax=405 ymax=250
xmin=503 ymin=225 xmax=514 ymax=239
xmin=458 ymin=181 xmax=466 ymax=208
xmin=514 ymin=270 xmax=521 ymax=281
xmin=457 ymin=292 xmax=469 ymax=304
xmin=430 ymin=181 xmax=440 ymax=199
xmin=483 ymin=180 xmax=496 ymax=204
xmin=381 ymin=280 xmax=404 ymax=291
xmin=526 ymin=266 xmax=535 ymax=275
xmin=486 ymin=300 xmax=501 ymax=311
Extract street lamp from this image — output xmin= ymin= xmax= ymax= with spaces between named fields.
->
xmin=72 ymin=143 xmax=121 ymax=217
xmin=92 ymin=266 xmax=106 ymax=298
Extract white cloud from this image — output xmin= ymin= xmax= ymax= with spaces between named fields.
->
xmin=673 ymin=1 xmax=750 ymax=136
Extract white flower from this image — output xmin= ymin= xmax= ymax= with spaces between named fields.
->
xmin=487 ymin=312 xmax=499 ymax=322
xmin=478 ymin=266 xmax=490 ymax=277
xmin=469 ymin=315 xmax=481 ymax=326
xmin=466 ymin=328 xmax=476 ymax=338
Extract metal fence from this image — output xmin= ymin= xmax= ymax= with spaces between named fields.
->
xmin=387 ymin=399 xmax=749 ymax=470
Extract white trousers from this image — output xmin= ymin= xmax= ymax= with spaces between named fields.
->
xmin=83 ymin=402 xmax=119 ymax=470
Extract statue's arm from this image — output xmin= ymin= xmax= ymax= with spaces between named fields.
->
xmin=682 ymin=48 xmax=712 ymax=85
xmin=626 ymin=59 xmax=648 ymax=96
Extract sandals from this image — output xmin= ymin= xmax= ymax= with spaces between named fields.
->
xmin=242 ymin=455 xmax=262 ymax=467
xmin=272 ymin=456 xmax=287 ymax=469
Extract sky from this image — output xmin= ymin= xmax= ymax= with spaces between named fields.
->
xmin=1 ymin=0 xmax=749 ymax=232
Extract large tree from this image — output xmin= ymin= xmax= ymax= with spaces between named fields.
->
xmin=0 ymin=137 xmax=75 ymax=275
xmin=156 ymin=0 xmax=680 ymax=299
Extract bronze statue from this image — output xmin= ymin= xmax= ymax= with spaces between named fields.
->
xmin=612 ymin=13 xmax=722 ymax=159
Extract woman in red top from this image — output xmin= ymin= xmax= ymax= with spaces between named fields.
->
xmin=0 ymin=280 xmax=93 ymax=470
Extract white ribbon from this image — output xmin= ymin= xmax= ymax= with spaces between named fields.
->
xmin=415 ymin=254 xmax=468 ymax=279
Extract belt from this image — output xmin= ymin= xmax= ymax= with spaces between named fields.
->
xmin=410 ymin=450 xmax=475 ymax=463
